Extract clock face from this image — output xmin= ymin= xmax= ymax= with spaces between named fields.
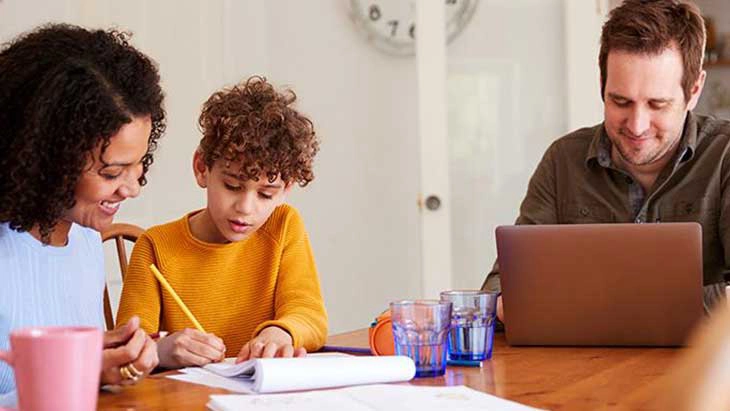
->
xmin=349 ymin=0 xmax=478 ymax=56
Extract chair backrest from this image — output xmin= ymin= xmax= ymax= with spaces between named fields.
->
xmin=101 ymin=223 xmax=144 ymax=331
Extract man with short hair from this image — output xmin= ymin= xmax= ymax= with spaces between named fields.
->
xmin=483 ymin=0 xmax=730 ymax=317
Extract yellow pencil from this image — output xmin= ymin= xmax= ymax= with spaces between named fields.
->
xmin=149 ymin=263 xmax=206 ymax=333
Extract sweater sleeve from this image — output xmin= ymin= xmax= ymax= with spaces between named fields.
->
xmin=116 ymin=233 xmax=162 ymax=333
xmin=253 ymin=209 xmax=328 ymax=351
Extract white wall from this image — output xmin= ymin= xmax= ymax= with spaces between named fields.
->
xmin=0 ymin=0 xmax=76 ymax=37
xmin=564 ymin=0 xmax=606 ymax=130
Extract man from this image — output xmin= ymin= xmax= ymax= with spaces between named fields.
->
xmin=483 ymin=0 xmax=730 ymax=317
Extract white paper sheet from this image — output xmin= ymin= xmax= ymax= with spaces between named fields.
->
xmin=168 ymin=355 xmax=416 ymax=393
xmin=206 ymin=384 xmax=544 ymax=411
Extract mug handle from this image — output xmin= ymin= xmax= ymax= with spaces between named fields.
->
xmin=0 ymin=350 xmax=16 ymax=411
xmin=0 ymin=349 xmax=13 ymax=365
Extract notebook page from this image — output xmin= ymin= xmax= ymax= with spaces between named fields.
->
xmin=173 ymin=355 xmax=415 ymax=393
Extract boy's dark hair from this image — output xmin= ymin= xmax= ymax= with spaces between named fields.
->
xmin=198 ymin=76 xmax=319 ymax=186
xmin=0 ymin=23 xmax=166 ymax=240
xmin=599 ymin=0 xmax=705 ymax=102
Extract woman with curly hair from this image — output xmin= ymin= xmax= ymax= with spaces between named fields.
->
xmin=116 ymin=76 xmax=328 ymax=369
xmin=0 ymin=23 xmax=166 ymax=402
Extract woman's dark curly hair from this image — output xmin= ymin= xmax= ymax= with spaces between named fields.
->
xmin=198 ymin=76 xmax=319 ymax=186
xmin=0 ymin=23 xmax=166 ymax=240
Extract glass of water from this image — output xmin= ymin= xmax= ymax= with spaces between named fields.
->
xmin=390 ymin=300 xmax=452 ymax=377
xmin=440 ymin=290 xmax=498 ymax=361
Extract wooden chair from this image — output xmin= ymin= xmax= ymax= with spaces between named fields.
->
xmin=101 ymin=223 xmax=144 ymax=331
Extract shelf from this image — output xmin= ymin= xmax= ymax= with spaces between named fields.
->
xmin=705 ymin=59 xmax=730 ymax=68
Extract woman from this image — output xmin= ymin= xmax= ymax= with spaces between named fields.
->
xmin=0 ymin=23 xmax=166 ymax=403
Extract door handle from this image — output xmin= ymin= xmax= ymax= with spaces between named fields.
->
xmin=425 ymin=195 xmax=441 ymax=211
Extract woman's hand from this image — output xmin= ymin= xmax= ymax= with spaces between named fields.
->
xmin=100 ymin=316 xmax=159 ymax=385
xmin=157 ymin=328 xmax=226 ymax=369
xmin=235 ymin=326 xmax=306 ymax=363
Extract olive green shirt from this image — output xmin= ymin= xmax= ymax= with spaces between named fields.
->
xmin=483 ymin=112 xmax=730 ymax=310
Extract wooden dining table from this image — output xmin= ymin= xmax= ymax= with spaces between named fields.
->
xmin=97 ymin=328 xmax=681 ymax=410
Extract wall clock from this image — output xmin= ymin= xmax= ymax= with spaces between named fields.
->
xmin=349 ymin=0 xmax=478 ymax=57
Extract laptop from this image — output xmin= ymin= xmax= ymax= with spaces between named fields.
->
xmin=496 ymin=223 xmax=703 ymax=346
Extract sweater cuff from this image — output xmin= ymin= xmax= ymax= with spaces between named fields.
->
xmin=0 ymin=390 xmax=17 ymax=407
xmin=252 ymin=320 xmax=300 ymax=348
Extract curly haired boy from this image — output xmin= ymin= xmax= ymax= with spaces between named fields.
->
xmin=117 ymin=76 xmax=327 ymax=368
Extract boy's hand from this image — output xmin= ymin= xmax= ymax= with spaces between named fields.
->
xmin=235 ymin=326 xmax=306 ymax=363
xmin=157 ymin=328 xmax=226 ymax=368
xmin=101 ymin=316 xmax=159 ymax=385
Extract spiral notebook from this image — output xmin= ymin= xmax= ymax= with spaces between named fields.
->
xmin=169 ymin=355 xmax=416 ymax=394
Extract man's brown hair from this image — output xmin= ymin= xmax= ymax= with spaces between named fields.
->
xmin=198 ymin=76 xmax=319 ymax=186
xmin=599 ymin=0 xmax=705 ymax=102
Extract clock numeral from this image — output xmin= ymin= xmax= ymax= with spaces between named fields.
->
xmin=387 ymin=20 xmax=399 ymax=37
xmin=369 ymin=5 xmax=381 ymax=21
xmin=409 ymin=23 xmax=416 ymax=39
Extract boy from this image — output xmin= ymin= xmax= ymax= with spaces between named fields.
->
xmin=117 ymin=76 xmax=327 ymax=368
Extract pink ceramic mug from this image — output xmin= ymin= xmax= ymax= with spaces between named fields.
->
xmin=0 ymin=326 xmax=102 ymax=411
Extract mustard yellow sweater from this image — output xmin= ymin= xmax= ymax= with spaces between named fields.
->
xmin=116 ymin=204 xmax=328 ymax=355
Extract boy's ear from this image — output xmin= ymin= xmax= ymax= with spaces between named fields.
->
xmin=277 ymin=182 xmax=294 ymax=204
xmin=283 ymin=182 xmax=294 ymax=195
xmin=192 ymin=149 xmax=209 ymax=188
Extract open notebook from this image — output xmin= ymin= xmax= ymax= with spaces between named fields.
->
xmin=169 ymin=355 xmax=416 ymax=394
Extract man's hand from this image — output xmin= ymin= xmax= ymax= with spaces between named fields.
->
xmin=235 ymin=326 xmax=306 ymax=363
xmin=157 ymin=328 xmax=227 ymax=369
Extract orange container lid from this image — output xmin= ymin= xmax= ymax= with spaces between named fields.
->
xmin=368 ymin=310 xmax=394 ymax=356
